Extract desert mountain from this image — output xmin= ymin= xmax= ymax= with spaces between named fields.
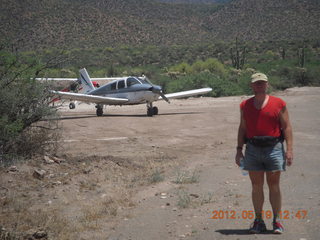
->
xmin=1 ymin=0 xmax=319 ymax=50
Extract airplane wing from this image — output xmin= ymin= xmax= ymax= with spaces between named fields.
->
xmin=159 ymin=88 xmax=212 ymax=100
xmin=36 ymin=77 xmax=126 ymax=81
xmin=50 ymin=91 xmax=128 ymax=105
xmin=35 ymin=78 xmax=78 ymax=81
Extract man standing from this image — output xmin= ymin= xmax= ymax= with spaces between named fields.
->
xmin=235 ymin=73 xmax=293 ymax=234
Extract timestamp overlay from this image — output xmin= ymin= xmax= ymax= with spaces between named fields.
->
xmin=210 ymin=209 xmax=308 ymax=220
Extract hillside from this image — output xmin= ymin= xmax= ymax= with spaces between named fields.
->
xmin=156 ymin=0 xmax=229 ymax=3
xmin=203 ymin=0 xmax=320 ymax=41
xmin=0 ymin=0 xmax=319 ymax=50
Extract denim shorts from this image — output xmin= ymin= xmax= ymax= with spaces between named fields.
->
xmin=244 ymin=142 xmax=286 ymax=172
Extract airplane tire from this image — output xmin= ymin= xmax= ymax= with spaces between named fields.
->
xmin=152 ymin=107 xmax=158 ymax=115
xmin=69 ymin=102 xmax=76 ymax=109
xmin=147 ymin=108 xmax=153 ymax=117
xmin=96 ymin=108 xmax=103 ymax=116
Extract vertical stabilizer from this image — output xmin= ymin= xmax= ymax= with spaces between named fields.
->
xmin=79 ymin=68 xmax=95 ymax=93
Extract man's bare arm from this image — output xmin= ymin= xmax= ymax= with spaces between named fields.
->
xmin=279 ymin=105 xmax=293 ymax=165
xmin=235 ymin=109 xmax=246 ymax=166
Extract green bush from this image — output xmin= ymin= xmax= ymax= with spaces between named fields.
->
xmin=0 ymin=45 xmax=59 ymax=162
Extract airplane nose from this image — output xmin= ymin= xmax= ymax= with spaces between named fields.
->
xmin=150 ymin=85 xmax=162 ymax=93
xmin=150 ymin=85 xmax=170 ymax=103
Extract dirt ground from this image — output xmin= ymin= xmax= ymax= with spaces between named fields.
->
xmin=1 ymin=87 xmax=319 ymax=240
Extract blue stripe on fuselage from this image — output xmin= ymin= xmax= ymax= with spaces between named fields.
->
xmin=89 ymin=83 xmax=155 ymax=96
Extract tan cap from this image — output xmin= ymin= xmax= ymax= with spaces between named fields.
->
xmin=251 ymin=73 xmax=268 ymax=83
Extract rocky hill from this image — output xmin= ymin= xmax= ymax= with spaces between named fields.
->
xmin=1 ymin=0 xmax=319 ymax=50
xmin=156 ymin=0 xmax=229 ymax=3
xmin=203 ymin=0 xmax=320 ymax=41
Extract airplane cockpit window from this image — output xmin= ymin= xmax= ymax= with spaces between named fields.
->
xmin=138 ymin=77 xmax=149 ymax=84
xmin=118 ymin=80 xmax=125 ymax=89
xmin=111 ymin=82 xmax=117 ymax=90
xmin=127 ymin=77 xmax=141 ymax=87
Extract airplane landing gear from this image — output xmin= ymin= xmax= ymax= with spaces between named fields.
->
xmin=69 ymin=102 xmax=76 ymax=109
xmin=96 ymin=104 xmax=104 ymax=116
xmin=147 ymin=102 xmax=158 ymax=117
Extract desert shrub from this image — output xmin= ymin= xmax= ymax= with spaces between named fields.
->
xmin=169 ymin=62 xmax=191 ymax=74
xmin=0 ymin=44 xmax=60 ymax=163
xmin=203 ymin=58 xmax=228 ymax=77
xmin=166 ymin=71 xmax=243 ymax=97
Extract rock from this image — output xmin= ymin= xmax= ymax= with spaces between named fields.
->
xmin=8 ymin=166 xmax=18 ymax=172
xmin=44 ymin=155 xmax=54 ymax=164
xmin=33 ymin=169 xmax=46 ymax=180
xmin=101 ymin=194 xmax=107 ymax=198
xmin=160 ymin=192 xmax=167 ymax=199
xmin=83 ymin=168 xmax=91 ymax=174
xmin=52 ymin=156 xmax=65 ymax=163
xmin=189 ymin=193 xmax=199 ymax=198
xmin=33 ymin=230 xmax=48 ymax=239
xmin=52 ymin=181 xmax=62 ymax=186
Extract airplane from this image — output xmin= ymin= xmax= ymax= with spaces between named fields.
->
xmin=37 ymin=74 xmax=120 ymax=109
xmin=49 ymin=68 xmax=212 ymax=117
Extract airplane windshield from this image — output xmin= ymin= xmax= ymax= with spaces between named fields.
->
xmin=138 ymin=77 xmax=150 ymax=84
xmin=127 ymin=77 xmax=141 ymax=87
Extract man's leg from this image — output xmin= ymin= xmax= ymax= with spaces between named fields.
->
xmin=266 ymin=171 xmax=281 ymax=220
xmin=266 ymin=171 xmax=284 ymax=234
xmin=249 ymin=171 xmax=265 ymax=218
xmin=248 ymin=171 xmax=267 ymax=233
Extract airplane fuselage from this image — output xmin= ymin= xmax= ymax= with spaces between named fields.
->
xmin=89 ymin=78 xmax=161 ymax=105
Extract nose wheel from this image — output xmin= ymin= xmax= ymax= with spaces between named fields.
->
xmin=147 ymin=102 xmax=158 ymax=117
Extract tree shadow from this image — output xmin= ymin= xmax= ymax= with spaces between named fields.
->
xmin=52 ymin=111 xmax=202 ymax=120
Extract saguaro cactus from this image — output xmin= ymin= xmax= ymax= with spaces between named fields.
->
xmin=230 ymin=38 xmax=246 ymax=70
xmin=297 ymin=46 xmax=305 ymax=68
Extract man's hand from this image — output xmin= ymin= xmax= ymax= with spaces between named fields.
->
xmin=286 ymin=150 xmax=293 ymax=166
xmin=235 ymin=150 xmax=244 ymax=167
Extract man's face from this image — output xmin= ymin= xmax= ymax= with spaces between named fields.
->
xmin=251 ymin=80 xmax=268 ymax=94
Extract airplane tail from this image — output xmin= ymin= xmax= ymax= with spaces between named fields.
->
xmin=79 ymin=68 xmax=95 ymax=93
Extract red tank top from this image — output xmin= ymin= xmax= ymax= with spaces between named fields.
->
xmin=240 ymin=96 xmax=286 ymax=138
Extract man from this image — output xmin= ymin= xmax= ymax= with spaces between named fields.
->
xmin=235 ymin=73 xmax=293 ymax=234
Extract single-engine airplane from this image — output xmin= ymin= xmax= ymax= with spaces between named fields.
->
xmin=49 ymin=68 xmax=212 ymax=116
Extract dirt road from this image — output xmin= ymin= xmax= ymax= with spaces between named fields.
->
xmin=1 ymin=87 xmax=319 ymax=240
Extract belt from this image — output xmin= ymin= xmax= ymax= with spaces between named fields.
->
xmin=246 ymin=136 xmax=283 ymax=147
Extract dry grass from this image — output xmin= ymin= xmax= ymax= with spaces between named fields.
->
xmin=173 ymin=169 xmax=200 ymax=184
xmin=0 ymin=149 xmax=178 ymax=239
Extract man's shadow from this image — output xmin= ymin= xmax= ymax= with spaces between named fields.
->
xmin=216 ymin=229 xmax=274 ymax=235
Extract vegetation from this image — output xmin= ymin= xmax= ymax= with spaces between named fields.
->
xmin=31 ymin=39 xmax=320 ymax=98
xmin=1 ymin=0 xmax=319 ymax=50
xmin=0 ymin=44 xmax=59 ymax=163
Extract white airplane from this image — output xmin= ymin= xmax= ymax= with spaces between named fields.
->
xmin=49 ymin=68 xmax=212 ymax=116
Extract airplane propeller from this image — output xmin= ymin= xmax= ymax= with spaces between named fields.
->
xmin=145 ymin=76 xmax=170 ymax=103
xmin=159 ymin=90 xmax=170 ymax=103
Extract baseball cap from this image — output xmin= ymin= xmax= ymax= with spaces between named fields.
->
xmin=251 ymin=73 xmax=268 ymax=83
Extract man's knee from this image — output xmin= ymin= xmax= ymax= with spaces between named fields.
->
xmin=251 ymin=182 xmax=264 ymax=192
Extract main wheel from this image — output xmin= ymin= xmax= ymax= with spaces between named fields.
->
xmin=152 ymin=106 xmax=158 ymax=115
xmin=147 ymin=108 xmax=153 ymax=117
xmin=96 ymin=107 xmax=103 ymax=116
xmin=69 ymin=102 xmax=76 ymax=109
